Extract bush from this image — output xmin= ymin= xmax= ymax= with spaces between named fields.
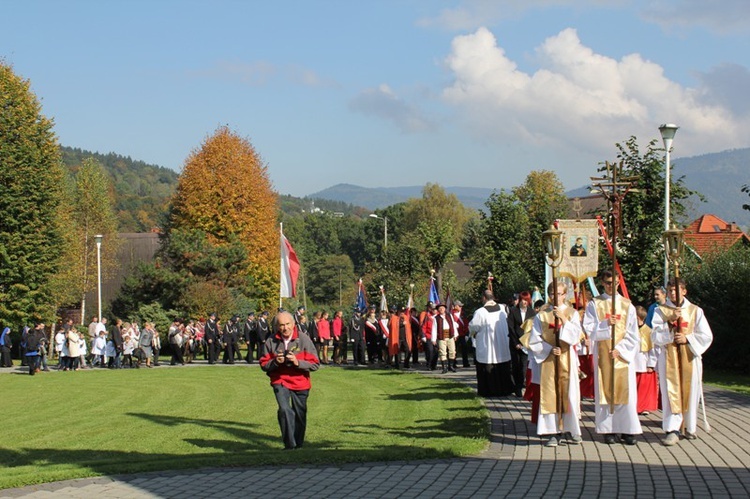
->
xmin=686 ymin=246 xmax=750 ymax=373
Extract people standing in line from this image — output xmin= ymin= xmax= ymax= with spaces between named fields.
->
xmin=389 ymin=306 xmax=412 ymax=369
xmin=652 ymin=277 xmax=713 ymax=446
xmin=583 ymin=270 xmax=642 ymax=445
xmin=634 ymin=305 xmax=659 ymax=416
xmin=0 ymin=327 xmax=13 ymax=367
xmin=349 ymin=308 xmax=366 ymax=365
xmin=244 ymin=312 xmax=258 ymax=363
xmin=364 ymin=305 xmax=380 ymax=364
xmin=110 ymin=318 xmax=124 ymax=369
xmin=168 ymin=318 xmax=185 ymax=366
xmin=260 ymin=311 xmax=320 ymax=450
xmin=378 ymin=309 xmax=390 ymax=365
xmin=139 ymin=322 xmax=155 ymax=368
xmin=645 ymin=286 xmax=667 ymax=329
xmin=469 ymin=290 xmax=514 ymax=397
xmin=576 ymin=288 xmax=596 ymax=400
xmin=420 ymin=302 xmax=437 ymax=371
xmin=25 ymin=323 xmax=45 ymax=375
xmin=332 ymin=310 xmax=347 ymax=365
xmin=452 ymin=301 xmax=470 ymax=369
xmin=204 ymin=313 xmax=220 ymax=365
xmin=432 ymin=303 xmax=458 ymax=374
xmin=529 ymin=281 xmax=583 ymax=447
xmin=317 ymin=310 xmax=331 ymax=364
xmin=409 ymin=307 xmax=421 ymax=367
xmin=508 ymin=291 xmax=536 ymax=396
xmin=222 ymin=315 xmax=239 ymax=364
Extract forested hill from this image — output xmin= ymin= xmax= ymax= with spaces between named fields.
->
xmin=60 ymin=146 xmax=179 ymax=232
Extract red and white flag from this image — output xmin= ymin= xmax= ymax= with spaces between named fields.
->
xmin=280 ymin=229 xmax=300 ymax=298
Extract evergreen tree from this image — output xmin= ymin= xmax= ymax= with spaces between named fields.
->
xmin=0 ymin=62 xmax=68 ymax=324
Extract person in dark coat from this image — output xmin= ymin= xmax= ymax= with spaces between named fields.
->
xmin=349 ymin=308 xmax=366 ymax=365
xmin=204 ymin=313 xmax=220 ymax=364
xmin=244 ymin=312 xmax=258 ymax=363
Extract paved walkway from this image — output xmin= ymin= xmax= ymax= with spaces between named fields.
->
xmin=2 ymin=364 xmax=749 ymax=498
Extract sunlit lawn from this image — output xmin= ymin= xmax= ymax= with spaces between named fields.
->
xmin=0 ymin=365 xmax=488 ymax=489
xmin=704 ymin=369 xmax=750 ymax=396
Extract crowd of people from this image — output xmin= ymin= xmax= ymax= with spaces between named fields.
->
xmin=2 ymin=272 xmax=712 ymax=452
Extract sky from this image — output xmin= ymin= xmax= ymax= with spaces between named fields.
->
xmin=3 ymin=0 xmax=749 ymax=197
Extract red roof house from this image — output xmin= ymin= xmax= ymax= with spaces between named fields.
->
xmin=683 ymin=214 xmax=750 ymax=258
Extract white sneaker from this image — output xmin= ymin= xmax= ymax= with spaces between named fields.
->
xmin=544 ymin=435 xmax=559 ymax=447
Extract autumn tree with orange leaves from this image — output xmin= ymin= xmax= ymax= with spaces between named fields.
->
xmin=169 ymin=126 xmax=278 ymax=309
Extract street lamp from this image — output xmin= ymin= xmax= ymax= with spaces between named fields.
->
xmin=94 ymin=234 xmax=103 ymax=322
xmin=369 ymin=214 xmax=388 ymax=251
xmin=659 ymin=123 xmax=679 ymax=287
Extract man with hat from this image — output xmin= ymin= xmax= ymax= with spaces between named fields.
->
xmin=433 ymin=303 xmax=458 ymax=373
xmin=205 ymin=313 xmax=220 ymax=364
xmin=223 ymin=315 xmax=240 ymax=364
xmin=244 ymin=312 xmax=258 ymax=363
xmin=364 ymin=304 xmax=380 ymax=364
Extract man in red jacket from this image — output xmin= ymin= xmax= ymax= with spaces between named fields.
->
xmin=260 ymin=311 xmax=320 ymax=450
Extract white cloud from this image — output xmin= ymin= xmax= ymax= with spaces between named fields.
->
xmin=442 ymin=27 xmax=750 ymax=158
xmin=349 ymin=84 xmax=436 ymax=133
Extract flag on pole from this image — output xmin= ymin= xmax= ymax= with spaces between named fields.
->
xmin=444 ymin=287 xmax=453 ymax=312
xmin=429 ymin=276 xmax=440 ymax=305
xmin=379 ymin=285 xmax=388 ymax=312
xmin=406 ymin=284 xmax=414 ymax=312
xmin=356 ymin=279 xmax=368 ymax=312
xmin=280 ymin=228 xmax=300 ymax=298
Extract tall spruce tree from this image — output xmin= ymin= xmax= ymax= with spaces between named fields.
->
xmin=0 ymin=63 xmax=68 ymax=325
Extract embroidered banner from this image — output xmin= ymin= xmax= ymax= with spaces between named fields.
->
xmin=557 ymin=219 xmax=599 ymax=282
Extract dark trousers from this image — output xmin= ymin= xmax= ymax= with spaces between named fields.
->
xmin=207 ymin=340 xmax=218 ymax=364
xmin=351 ymin=336 xmax=366 ymax=364
xmin=510 ymin=347 xmax=527 ymax=395
xmin=170 ymin=343 xmax=184 ymax=365
xmin=26 ymin=355 xmax=40 ymax=375
xmin=411 ymin=332 xmax=420 ymax=364
xmin=246 ymin=338 xmax=259 ymax=362
xmin=273 ymin=384 xmax=309 ymax=449
xmin=456 ymin=336 xmax=470 ymax=367
xmin=392 ymin=340 xmax=411 ymax=369
xmin=223 ymin=342 xmax=236 ymax=364
xmin=424 ymin=341 xmax=437 ymax=370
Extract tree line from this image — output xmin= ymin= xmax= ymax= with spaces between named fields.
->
xmin=2 ymin=61 xmax=747 ymax=373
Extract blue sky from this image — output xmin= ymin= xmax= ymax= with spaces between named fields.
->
xmin=3 ymin=0 xmax=749 ymax=197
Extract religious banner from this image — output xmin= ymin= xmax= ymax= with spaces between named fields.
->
xmin=557 ymin=219 xmax=599 ymax=282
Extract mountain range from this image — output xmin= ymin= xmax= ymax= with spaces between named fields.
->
xmin=308 ymin=148 xmax=750 ymax=228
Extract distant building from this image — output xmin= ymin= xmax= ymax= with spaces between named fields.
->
xmin=683 ymin=214 xmax=750 ymax=259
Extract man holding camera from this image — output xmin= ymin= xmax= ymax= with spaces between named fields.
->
xmin=260 ymin=311 xmax=320 ymax=450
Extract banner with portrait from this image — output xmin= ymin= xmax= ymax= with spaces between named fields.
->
xmin=557 ymin=219 xmax=599 ymax=282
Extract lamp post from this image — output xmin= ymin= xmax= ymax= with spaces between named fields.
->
xmin=659 ymin=123 xmax=679 ymax=287
xmin=369 ymin=214 xmax=388 ymax=251
xmin=542 ymin=224 xmax=564 ymax=429
xmin=94 ymin=234 xmax=103 ymax=322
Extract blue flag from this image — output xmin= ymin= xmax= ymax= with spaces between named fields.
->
xmin=356 ymin=279 xmax=367 ymax=312
xmin=429 ymin=278 xmax=440 ymax=305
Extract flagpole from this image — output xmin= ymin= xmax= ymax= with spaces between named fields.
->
xmin=279 ymin=223 xmax=283 ymax=309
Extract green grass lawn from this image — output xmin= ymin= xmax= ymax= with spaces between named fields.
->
xmin=704 ymin=369 xmax=750 ymax=396
xmin=0 ymin=366 xmax=488 ymax=489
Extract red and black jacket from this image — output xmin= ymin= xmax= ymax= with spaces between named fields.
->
xmin=260 ymin=328 xmax=320 ymax=390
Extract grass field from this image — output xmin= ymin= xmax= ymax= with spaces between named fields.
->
xmin=704 ymin=370 xmax=750 ymax=396
xmin=0 ymin=365 xmax=489 ymax=489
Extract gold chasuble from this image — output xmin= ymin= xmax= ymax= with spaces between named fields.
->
xmin=658 ymin=304 xmax=698 ymax=414
xmin=537 ymin=305 xmax=576 ymax=415
xmin=639 ymin=324 xmax=653 ymax=353
xmin=594 ymin=296 xmax=631 ymax=406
